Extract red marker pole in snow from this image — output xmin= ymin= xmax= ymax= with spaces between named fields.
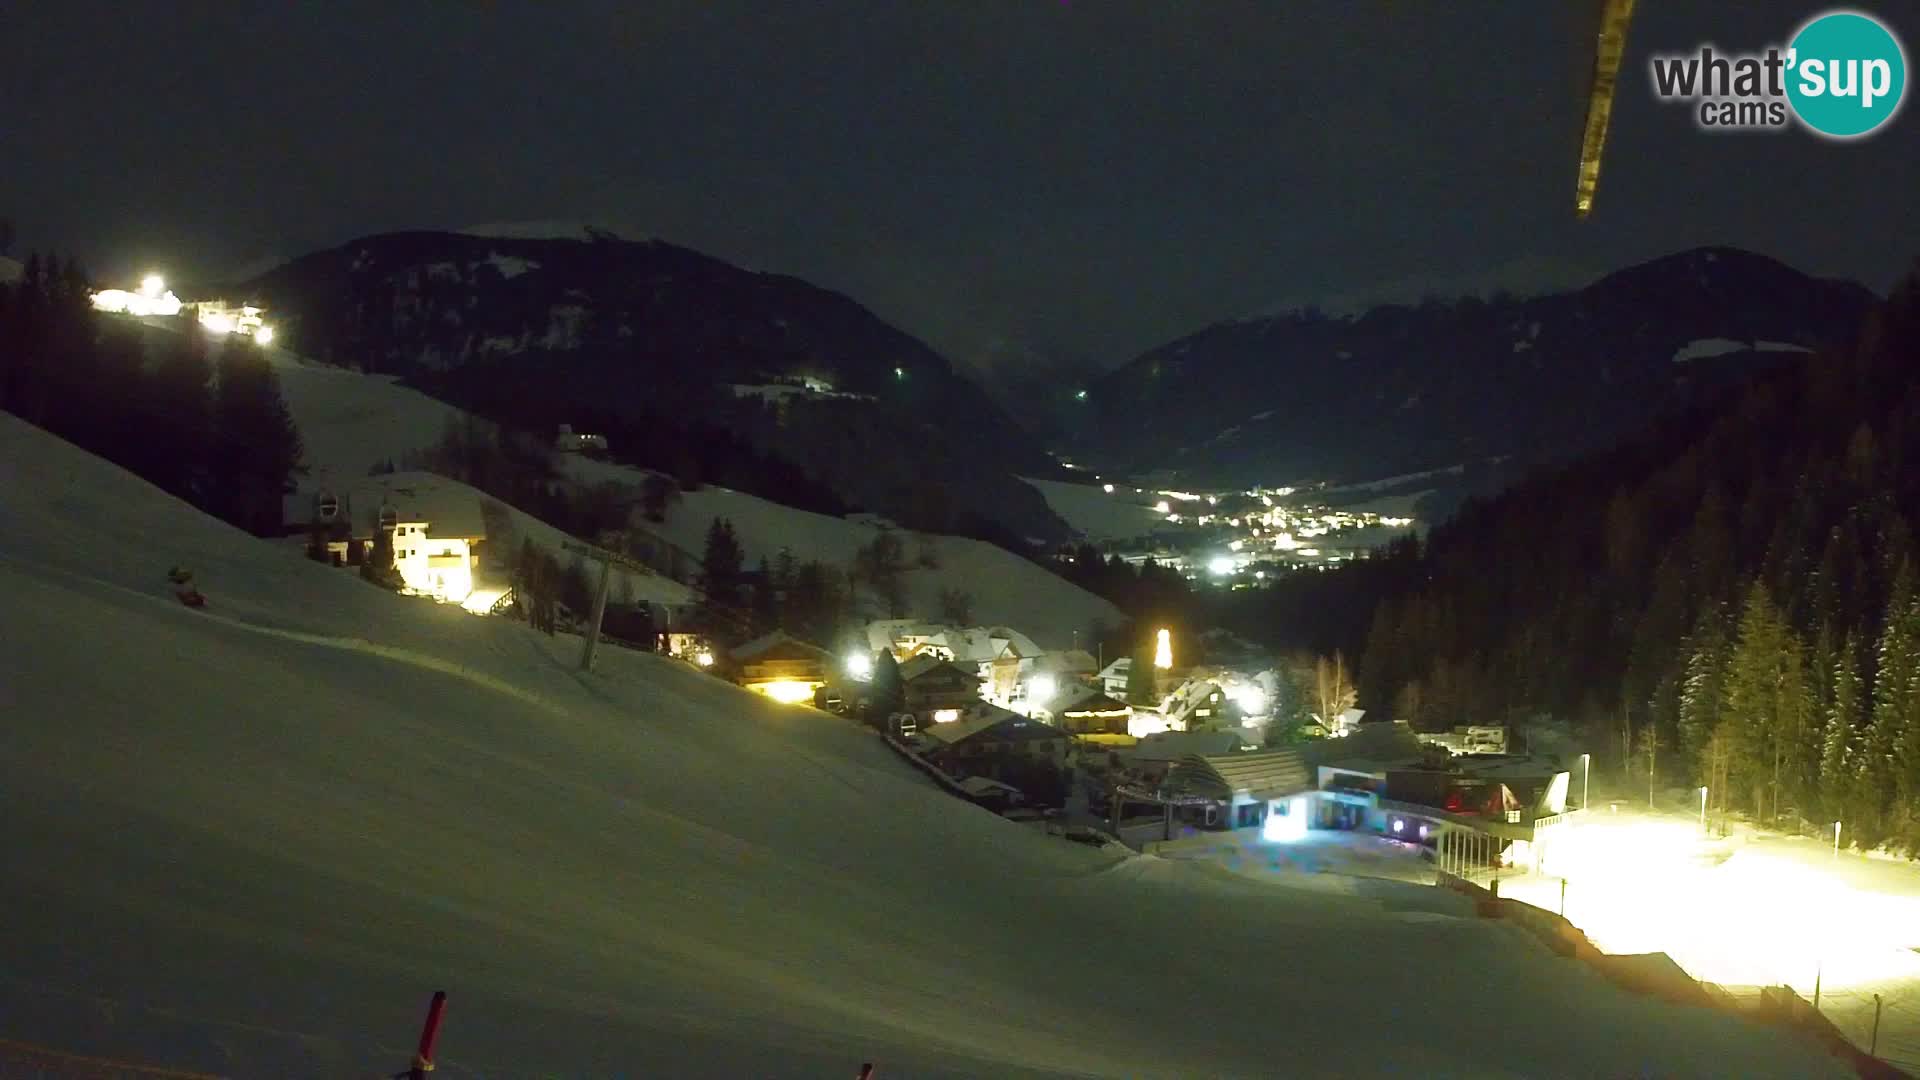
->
xmin=402 ymin=991 xmax=446 ymax=1079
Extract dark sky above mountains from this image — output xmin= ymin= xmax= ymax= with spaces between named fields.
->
xmin=5 ymin=1 xmax=1914 ymax=373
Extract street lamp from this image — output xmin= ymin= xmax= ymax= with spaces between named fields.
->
xmin=1699 ymin=786 xmax=1708 ymax=830
xmin=1580 ymin=753 xmax=1591 ymax=812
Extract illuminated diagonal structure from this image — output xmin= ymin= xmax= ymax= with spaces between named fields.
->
xmin=1576 ymin=0 xmax=1640 ymax=218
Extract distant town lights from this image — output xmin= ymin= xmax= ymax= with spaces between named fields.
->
xmin=1102 ymin=483 xmax=1114 ymax=493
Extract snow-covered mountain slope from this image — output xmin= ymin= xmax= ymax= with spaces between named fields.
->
xmin=567 ymin=456 xmax=1123 ymax=649
xmin=302 ymin=467 xmax=692 ymax=609
xmin=257 ymin=340 xmax=1117 ymax=644
xmin=267 ymin=353 xmax=467 ymax=480
xmin=1076 ymin=247 xmax=1874 ymax=489
xmin=0 ymin=415 xmax=1849 ymax=1078
xmin=1019 ymin=476 xmax=1171 ymax=544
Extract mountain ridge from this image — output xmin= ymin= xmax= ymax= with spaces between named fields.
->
xmin=239 ymin=229 xmax=1071 ymax=543
xmin=1070 ymin=246 xmax=1878 ymax=495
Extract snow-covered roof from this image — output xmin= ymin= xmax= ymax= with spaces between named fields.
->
xmin=919 ymin=706 xmax=1063 ymax=748
xmin=1038 ymin=648 xmax=1098 ymax=675
xmin=958 ymin=776 xmax=1023 ymax=798
xmin=295 ymin=471 xmax=489 ymax=540
xmin=1167 ymin=749 xmax=1312 ymax=802
xmin=1126 ymin=730 xmax=1249 ymax=763
xmin=868 ymin=620 xmax=1042 ymax=664
xmin=898 ymin=654 xmax=978 ymax=684
xmin=1160 ymin=677 xmax=1227 ymax=724
xmin=1059 ymin=689 xmax=1130 ymax=716
xmin=730 ymin=629 xmax=832 ymax=664
xmin=1097 ymin=656 xmax=1132 ymax=680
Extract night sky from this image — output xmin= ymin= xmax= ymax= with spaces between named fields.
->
xmin=5 ymin=1 xmax=1914 ymax=372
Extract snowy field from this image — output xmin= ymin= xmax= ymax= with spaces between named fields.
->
xmin=569 ymin=457 xmax=1123 ymax=649
xmin=0 ymin=414 xmax=1852 ymax=1077
xmin=1503 ymin=806 xmax=1920 ymax=1071
xmin=225 ymin=332 xmax=1121 ymax=648
xmin=1019 ymin=477 xmax=1169 ymax=543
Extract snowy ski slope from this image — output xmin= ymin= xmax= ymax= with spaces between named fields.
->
xmin=0 ymin=414 xmax=1848 ymax=1077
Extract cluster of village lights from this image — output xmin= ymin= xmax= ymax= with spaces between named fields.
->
xmin=89 ymin=273 xmax=275 ymax=345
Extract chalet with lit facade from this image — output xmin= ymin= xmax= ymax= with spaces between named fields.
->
xmin=291 ymin=473 xmax=488 ymax=605
xmin=917 ymin=705 xmax=1073 ymax=775
xmin=729 ymin=630 xmax=833 ymax=704
xmin=899 ymin=655 xmax=984 ymax=725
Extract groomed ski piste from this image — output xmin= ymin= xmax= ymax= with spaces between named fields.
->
xmin=0 ymin=414 xmax=1851 ymax=1078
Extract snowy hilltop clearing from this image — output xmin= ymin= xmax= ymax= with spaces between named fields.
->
xmin=250 ymin=335 xmax=1120 ymax=647
xmin=1018 ymin=476 xmax=1171 ymax=544
xmin=0 ymin=414 xmax=1846 ymax=1078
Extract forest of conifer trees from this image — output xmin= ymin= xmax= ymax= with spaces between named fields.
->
xmin=1335 ymin=262 xmax=1920 ymax=853
xmin=0 ymin=256 xmax=306 ymax=536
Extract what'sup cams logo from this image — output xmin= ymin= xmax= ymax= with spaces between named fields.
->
xmin=1650 ymin=9 xmax=1907 ymax=138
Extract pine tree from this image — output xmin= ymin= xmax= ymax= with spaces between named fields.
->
xmin=1718 ymin=581 xmax=1785 ymax=814
xmin=749 ymin=555 xmax=777 ymax=637
xmin=852 ymin=531 xmax=909 ymax=617
xmin=210 ymin=338 xmax=305 ymax=535
xmin=1127 ymin=635 xmax=1160 ymax=707
xmin=870 ymin=649 xmax=904 ymax=717
xmin=1677 ymin=605 xmax=1730 ymax=778
xmin=698 ymin=517 xmax=745 ymax=636
xmin=1820 ymin=631 xmax=1862 ymax=825
xmin=1882 ymin=565 xmax=1920 ymax=851
xmin=150 ymin=321 xmax=214 ymax=504
xmin=1856 ymin=563 xmax=1916 ymax=847
xmin=360 ymin=525 xmax=402 ymax=590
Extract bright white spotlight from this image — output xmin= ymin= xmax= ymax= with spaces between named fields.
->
xmin=140 ymin=274 xmax=164 ymax=297
xmin=846 ymin=651 xmax=873 ymax=681
xmin=1027 ymin=674 xmax=1056 ymax=705
xmin=254 ymin=325 xmax=275 ymax=346
xmin=1263 ymin=796 xmax=1309 ymax=842
xmin=1208 ymin=555 xmax=1234 ymax=576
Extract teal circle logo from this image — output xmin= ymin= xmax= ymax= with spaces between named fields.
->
xmin=1786 ymin=11 xmax=1907 ymax=138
